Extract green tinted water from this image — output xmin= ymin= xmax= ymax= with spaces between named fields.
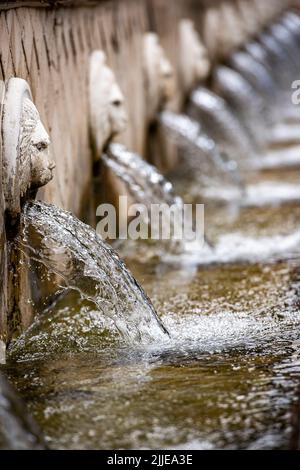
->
xmin=2 ymin=167 xmax=300 ymax=449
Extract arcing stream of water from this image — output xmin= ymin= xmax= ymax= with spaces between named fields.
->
xmin=158 ymin=111 xmax=244 ymax=193
xmin=2 ymin=8 xmax=300 ymax=451
xmin=188 ymin=87 xmax=255 ymax=164
xmin=16 ymin=201 xmax=169 ymax=343
xmin=102 ymin=143 xmax=186 ymax=255
xmin=213 ymin=65 xmax=269 ymax=151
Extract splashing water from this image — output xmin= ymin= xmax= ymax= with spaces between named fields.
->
xmin=188 ymin=87 xmax=255 ymax=164
xmin=159 ymin=111 xmax=244 ymax=192
xmin=283 ymin=12 xmax=300 ymax=45
xmin=212 ymin=66 xmax=268 ymax=150
xmin=227 ymin=47 xmax=300 ymax=151
xmin=269 ymin=24 xmax=300 ymax=72
xmin=164 ymin=228 xmax=300 ymax=266
xmin=245 ymin=37 xmax=294 ymax=108
xmin=102 ymin=143 xmax=185 ymax=253
xmin=244 ymin=41 xmax=269 ymax=69
xmin=4 ymin=10 xmax=300 ymax=451
xmin=256 ymin=146 xmax=300 ymax=171
xmin=202 ymin=181 xmax=300 ymax=207
xmin=16 ymin=201 xmax=169 ymax=343
xmin=229 ymin=52 xmax=278 ymax=111
xmin=258 ymin=32 xmax=296 ymax=89
xmin=104 ymin=144 xmax=183 ymax=209
xmin=6 ymin=256 xmax=300 ymax=450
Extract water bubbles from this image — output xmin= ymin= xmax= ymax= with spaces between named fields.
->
xmin=16 ymin=201 xmax=169 ymax=345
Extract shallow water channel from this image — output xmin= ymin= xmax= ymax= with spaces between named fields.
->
xmin=2 ymin=164 xmax=300 ymax=450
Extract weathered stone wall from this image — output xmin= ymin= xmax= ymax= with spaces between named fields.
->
xmin=0 ymin=0 xmax=235 ymax=221
xmin=0 ymin=0 xmax=292 ymax=216
xmin=0 ymin=80 xmax=7 ymax=358
xmin=0 ymin=1 xmax=150 ymax=218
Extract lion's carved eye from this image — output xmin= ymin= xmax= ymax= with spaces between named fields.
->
xmin=111 ymin=99 xmax=122 ymax=107
xmin=34 ymin=141 xmax=48 ymax=151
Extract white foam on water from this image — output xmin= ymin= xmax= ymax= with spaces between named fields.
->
xmin=141 ymin=290 xmax=300 ymax=361
xmin=163 ymin=310 xmax=280 ymax=352
xmin=166 ymin=438 xmax=215 ymax=450
xmin=270 ymin=123 xmax=300 ymax=146
xmin=256 ymin=145 xmax=300 ymax=170
xmin=163 ymin=228 xmax=300 ymax=266
xmin=201 ymin=185 xmax=244 ymax=202
xmin=202 ymin=181 xmax=300 ymax=206
xmin=243 ymin=182 xmax=300 ymax=206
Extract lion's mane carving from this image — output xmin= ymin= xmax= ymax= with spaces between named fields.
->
xmin=19 ymin=97 xmax=54 ymax=197
xmin=89 ymin=50 xmax=128 ymax=157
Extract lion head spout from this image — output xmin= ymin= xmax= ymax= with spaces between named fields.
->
xmin=2 ymin=78 xmax=55 ymax=216
xmin=19 ymin=97 xmax=54 ymax=196
xmin=143 ymin=33 xmax=175 ymax=122
xmin=179 ymin=19 xmax=211 ymax=95
xmin=89 ymin=51 xmax=128 ymax=157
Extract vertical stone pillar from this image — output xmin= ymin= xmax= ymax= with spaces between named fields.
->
xmin=0 ymin=80 xmax=7 ymax=363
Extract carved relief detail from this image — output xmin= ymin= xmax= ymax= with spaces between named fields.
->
xmin=19 ymin=97 xmax=54 ymax=197
xmin=89 ymin=50 xmax=128 ymax=157
xmin=2 ymin=78 xmax=55 ymax=216
xmin=143 ymin=33 xmax=174 ymax=122
xmin=179 ymin=19 xmax=211 ymax=94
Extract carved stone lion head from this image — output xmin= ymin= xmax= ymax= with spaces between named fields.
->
xmin=2 ymin=78 xmax=55 ymax=216
xmin=203 ymin=7 xmax=220 ymax=58
xmin=204 ymin=4 xmax=245 ymax=59
xmin=89 ymin=50 xmax=128 ymax=157
xmin=179 ymin=19 xmax=211 ymax=94
xmin=220 ymin=2 xmax=245 ymax=51
xmin=237 ymin=0 xmax=259 ymax=36
xmin=143 ymin=33 xmax=174 ymax=122
xmin=19 ymin=97 xmax=55 ymax=196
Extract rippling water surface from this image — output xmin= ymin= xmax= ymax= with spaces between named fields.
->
xmin=3 ymin=165 xmax=300 ymax=449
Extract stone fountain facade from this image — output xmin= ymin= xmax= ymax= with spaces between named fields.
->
xmin=0 ymin=0 xmax=295 ymax=356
